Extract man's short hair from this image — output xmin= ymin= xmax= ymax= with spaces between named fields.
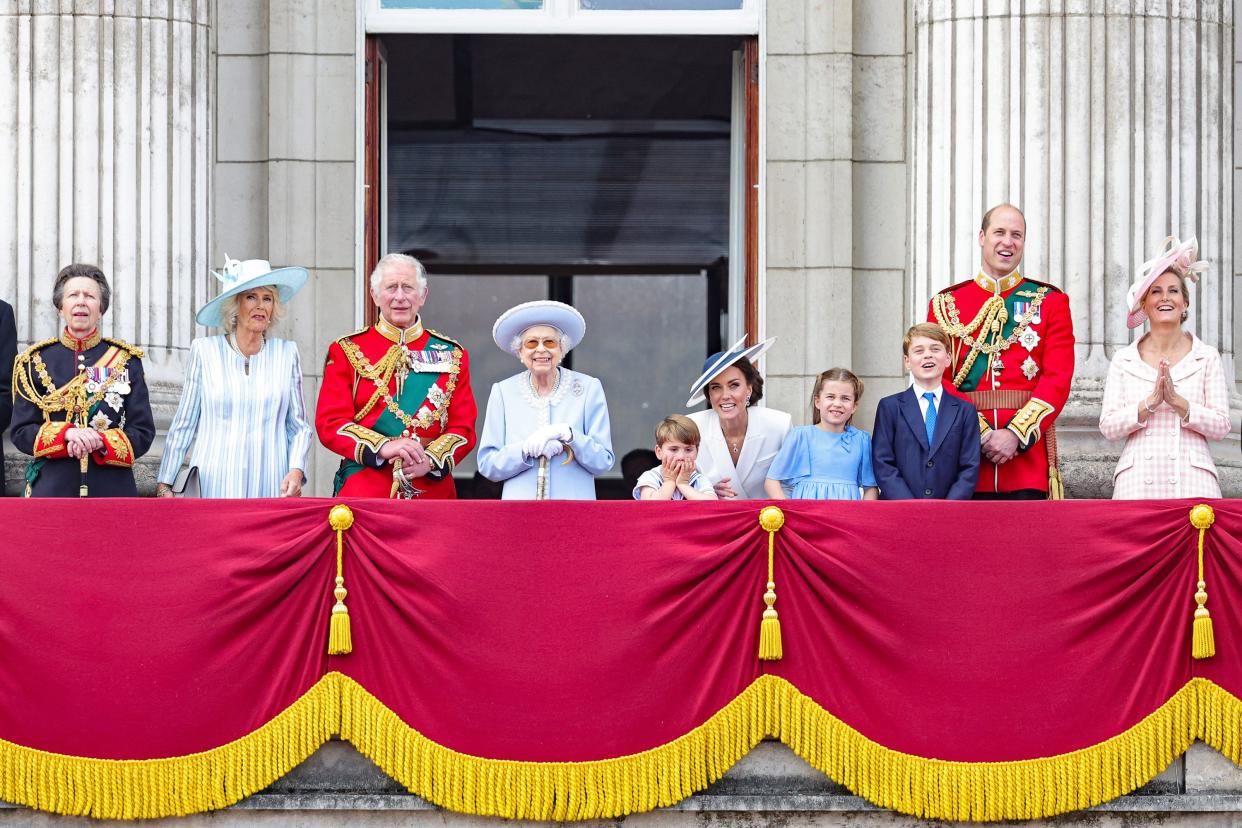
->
xmin=903 ymin=322 xmax=951 ymax=354
xmin=655 ymin=414 xmax=701 ymax=447
xmin=980 ymin=203 xmax=1025 ymax=233
xmin=369 ymin=253 xmax=427 ymax=293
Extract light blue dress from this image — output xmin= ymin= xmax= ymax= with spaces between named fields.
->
xmin=157 ymin=335 xmax=313 ymax=498
xmin=765 ymin=424 xmax=876 ymax=500
xmin=477 ymin=368 xmax=615 ymax=500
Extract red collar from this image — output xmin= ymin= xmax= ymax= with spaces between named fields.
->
xmin=60 ymin=328 xmax=102 ymax=352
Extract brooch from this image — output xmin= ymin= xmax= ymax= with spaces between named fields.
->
xmin=572 ymin=380 xmax=584 ymax=397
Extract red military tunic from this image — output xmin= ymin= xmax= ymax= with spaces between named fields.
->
xmin=316 ymin=316 xmax=477 ymax=498
xmin=929 ymin=271 xmax=1075 ymax=496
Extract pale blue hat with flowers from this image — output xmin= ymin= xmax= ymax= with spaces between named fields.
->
xmin=196 ymin=256 xmax=309 ymax=327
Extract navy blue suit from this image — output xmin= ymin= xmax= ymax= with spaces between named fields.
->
xmin=871 ymin=386 xmax=980 ymax=500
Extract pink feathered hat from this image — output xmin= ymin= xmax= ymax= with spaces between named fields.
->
xmin=1125 ymin=236 xmax=1208 ymax=328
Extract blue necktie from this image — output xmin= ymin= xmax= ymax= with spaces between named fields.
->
xmin=922 ymin=392 xmax=937 ymax=446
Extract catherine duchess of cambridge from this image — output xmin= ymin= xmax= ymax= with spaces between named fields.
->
xmin=156 ymin=258 xmax=313 ymax=498
xmin=1100 ymin=236 xmax=1232 ymax=499
xmin=687 ymin=335 xmax=791 ymax=499
xmin=10 ymin=263 xmax=154 ymax=497
xmin=477 ymin=300 xmax=614 ymax=499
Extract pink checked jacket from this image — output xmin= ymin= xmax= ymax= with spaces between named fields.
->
xmin=1099 ymin=335 xmax=1232 ymax=499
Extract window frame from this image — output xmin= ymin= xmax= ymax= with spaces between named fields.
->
xmin=364 ymin=0 xmax=759 ymax=36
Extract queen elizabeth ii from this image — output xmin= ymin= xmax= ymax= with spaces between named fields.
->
xmin=477 ymin=300 xmax=614 ymax=499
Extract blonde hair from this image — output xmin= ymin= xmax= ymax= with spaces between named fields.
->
xmin=220 ymin=287 xmax=284 ymax=334
xmin=903 ymin=322 xmax=950 ymax=354
xmin=655 ymin=414 xmax=701 ymax=447
xmin=811 ymin=368 xmax=864 ymax=425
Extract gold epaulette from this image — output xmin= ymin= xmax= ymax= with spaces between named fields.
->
xmin=936 ymin=279 xmax=975 ymax=296
xmin=334 ymin=325 xmax=371 ymax=348
xmin=425 ymin=328 xmax=464 ymax=350
xmin=1019 ymin=277 xmax=1064 ymax=294
xmin=16 ymin=338 xmax=58 ymax=360
xmin=103 ymin=336 xmax=144 ymax=358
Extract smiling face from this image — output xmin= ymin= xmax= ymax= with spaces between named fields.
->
xmin=706 ymin=364 xmax=752 ymax=424
xmin=904 ymin=335 xmax=952 ymax=388
xmin=1142 ymin=270 xmax=1188 ymax=328
xmin=978 ymin=206 xmax=1026 ymax=278
xmin=814 ymin=380 xmax=859 ymax=431
xmin=371 ymin=263 xmax=427 ymax=329
xmin=58 ymin=276 xmax=103 ymax=336
xmin=517 ymin=324 xmax=563 ymax=377
xmin=238 ymin=286 xmax=277 ymax=335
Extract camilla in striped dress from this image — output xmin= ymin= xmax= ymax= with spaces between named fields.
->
xmin=156 ymin=259 xmax=313 ymax=498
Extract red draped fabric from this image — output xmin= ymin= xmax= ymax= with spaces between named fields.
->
xmin=0 ymin=497 xmax=1239 ymax=820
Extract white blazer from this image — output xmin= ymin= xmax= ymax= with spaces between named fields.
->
xmin=689 ymin=407 xmax=792 ymax=499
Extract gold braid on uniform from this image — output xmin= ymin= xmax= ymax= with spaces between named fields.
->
xmin=931 ymin=288 xmax=1049 ymax=387
xmin=13 ymin=341 xmax=134 ymax=418
xmin=337 ymin=339 xmax=463 ymax=434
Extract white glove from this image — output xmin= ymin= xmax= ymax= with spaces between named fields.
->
xmin=549 ymin=423 xmax=572 ymax=443
xmin=538 ymin=438 xmax=565 ymax=459
xmin=523 ymin=427 xmax=557 ymax=458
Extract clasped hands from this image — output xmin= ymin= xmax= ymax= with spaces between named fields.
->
xmin=523 ymin=423 xmax=572 ymax=460
xmin=981 ymin=428 xmax=1020 ymax=465
xmin=64 ymin=426 xmax=105 ymax=459
xmin=1144 ymin=358 xmax=1188 ymax=418
xmin=379 ymin=437 xmax=431 ymax=479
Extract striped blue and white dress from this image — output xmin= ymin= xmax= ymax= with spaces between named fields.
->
xmin=157 ymin=335 xmax=313 ymax=498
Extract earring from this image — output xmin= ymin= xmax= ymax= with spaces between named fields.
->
xmin=1182 ymin=310 xmax=1189 ymax=322
xmin=745 ymin=393 xmax=752 ymax=405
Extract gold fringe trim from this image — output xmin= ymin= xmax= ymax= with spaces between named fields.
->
xmin=338 ymin=673 xmax=772 ymax=821
xmin=7 ymin=673 xmax=1242 ymax=821
xmin=339 ymin=674 xmax=1242 ymax=823
xmin=0 ymin=674 xmax=340 ymax=820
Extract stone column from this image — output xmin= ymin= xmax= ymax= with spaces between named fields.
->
xmin=911 ymin=0 xmax=1239 ymax=495
xmin=0 ymin=0 xmax=212 ymax=389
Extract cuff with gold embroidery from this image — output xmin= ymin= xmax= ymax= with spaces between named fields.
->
xmin=33 ymin=421 xmax=71 ymax=458
xmin=93 ymin=428 xmax=135 ymax=467
xmin=1005 ymin=398 xmax=1056 ymax=452
xmin=977 ymin=413 xmax=992 ymax=438
xmin=337 ymin=423 xmax=390 ymax=468
xmin=424 ymin=433 xmax=469 ymax=481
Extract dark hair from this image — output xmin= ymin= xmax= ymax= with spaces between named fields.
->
xmin=52 ymin=263 xmax=111 ymax=314
xmin=810 ymin=367 xmax=863 ymax=425
xmin=730 ymin=358 xmax=764 ymax=407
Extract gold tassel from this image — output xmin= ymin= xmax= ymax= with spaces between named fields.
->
xmin=328 ymin=504 xmax=356 ymax=655
xmin=1189 ymin=504 xmax=1217 ymax=660
xmin=757 ymin=506 xmax=785 ymax=661
xmin=1047 ymin=468 xmax=1065 ymax=501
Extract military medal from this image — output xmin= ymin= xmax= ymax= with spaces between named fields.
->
xmin=1019 ymin=327 xmax=1041 ymax=351
xmin=1022 ymin=356 xmax=1039 ymax=380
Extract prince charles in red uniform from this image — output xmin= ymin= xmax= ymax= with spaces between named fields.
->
xmin=928 ymin=204 xmax=1076 ymax=499
xmin=316 ymin=254 xmax=477 ymax=498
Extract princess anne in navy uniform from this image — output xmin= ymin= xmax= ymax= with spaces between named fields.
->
xmin=10 ymin=264 xmax=154 ymax=497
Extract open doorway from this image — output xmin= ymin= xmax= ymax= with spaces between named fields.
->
xmin=371 ymin=34 xmax=751 ymax=497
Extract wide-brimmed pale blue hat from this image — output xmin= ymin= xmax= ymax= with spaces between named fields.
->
xmin=686 ymin=334 xmax=776 ymax=407
xmin=195 ymin=256 xmax=309 ymax=327
xmin=492 ymin=300 xmax=586 ymax=354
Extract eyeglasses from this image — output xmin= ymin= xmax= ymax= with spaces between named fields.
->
xmin=522 ymin=337 xmax=560 ymax=351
